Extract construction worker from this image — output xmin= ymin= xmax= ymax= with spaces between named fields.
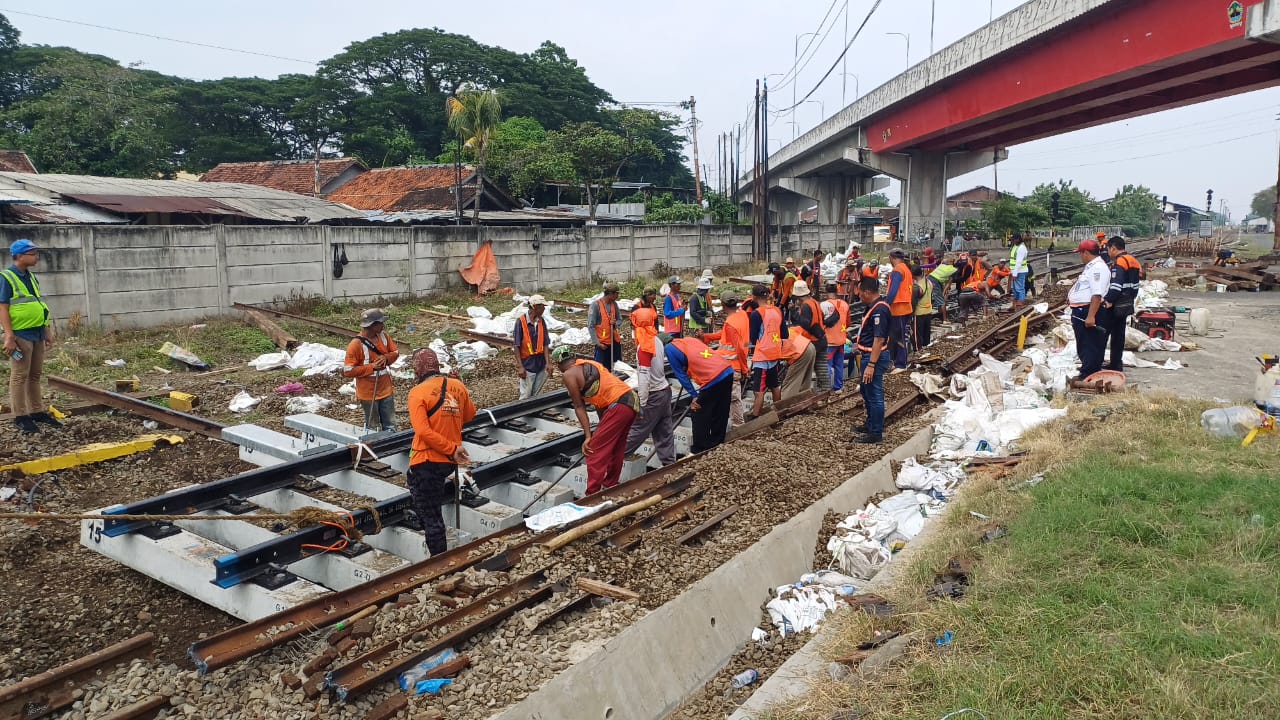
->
xmin=589 ymin=282 xmax=622 ymax=367
xmin=1069 ymin=239 xmax=1110 ymax=381
xmin=957 ymin=255 xmax=989 ymax=322
xmin=913 ymin=265 xmax=935 ymax=351
xmin=789 ymin=280 xmax=831 ymax=391
xmin=884 ymin=249 xmax=914 ymax=371
xmin=687 ymin=276 xmax=714 ymax=338
xmin=853 ymin=277 xmax=891 ymax=444
xmin=784 ymin=256 xmax=799 ymax=275
xmin=836 ymin=257 xmax=859 ymax=305
xmin=823 ymin=283 xmax=850 ymax=392
xmin=624 ymin=319 xmax=676 ymax=467
xmin=749 ymin=283 xmax=785 ymax=418
xmin=1009 ymin=233 xmax=1030 ymax=309
xmin=662 ymin=276 xmax=685 ymax=337
xmin=662 ymin=334 xmax=734 ymax=453
xmin=800 ymin=248 xmax=824 ymax=290
xmin=630 ymin=287 xmax=661 ymax=367
xmin=553 ymin=345 xmax=640 ymax=494
xmin=987 ymin=258 xmax=1012 ymax=300
xmin=1095 ymin=230 xmax=1108 ymax=254
xmin=343 ymin=308 xmax=400 ymax=432
xmin=928 ymin=254 xmax=959 ymax=318
xmin=769 ymin=262 xmax=796 ymax=307
xmin=512 ymin=295 xmax=552 ymax=399
xmin=2 ymin=238 xmax=58 ymax=435
xmin=407 ymin=348 xmax=476 ymax=556
xmin=703 ymin=290 xmax=751 ymax=427
xmin=1104 ymin=236 xmax=1142 ymax=372
xmin=779 ymin=331 xmax=816 ymax=400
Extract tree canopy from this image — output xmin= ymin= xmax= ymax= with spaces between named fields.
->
xmin=1251 ymin=186 xmax=1277 ymax=218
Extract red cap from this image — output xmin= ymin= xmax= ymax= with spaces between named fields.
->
xmin=1076 ymin=239 xmax=1100 ymax=253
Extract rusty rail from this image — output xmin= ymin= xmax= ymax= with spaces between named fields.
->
xmin=47 ymin=376 xmax=225 ymax=439
xmin=0 ymin=633 xmax=155 ymax=720
xmin=98 ymin=695 xmax=169 ymax=720
xmin=677 ymin=506 xmax=740 ymax=545
xmin=600 ymin=489 xmax=707 ymax=550
xmin=232 ymin=302 xmax=355 ymax=340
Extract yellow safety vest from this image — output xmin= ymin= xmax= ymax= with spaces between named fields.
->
xmin=0 ymin=268 xmax=49 ymax=331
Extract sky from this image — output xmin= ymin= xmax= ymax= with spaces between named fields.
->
xmin=3 ymin=0 xmax=1278 ymax=219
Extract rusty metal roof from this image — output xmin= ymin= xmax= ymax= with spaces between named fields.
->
xmin=0 ymin=150 xmax=37 ymax=174
xmin=200 ymin=158 xmax=367 ymax=195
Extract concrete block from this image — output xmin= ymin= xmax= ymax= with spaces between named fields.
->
xmin=483 ymin=480 xmax=574 ymax=515
xmin=442 ymin=499 xmax=524 ymax=536
xmin=223 ymin=423 xmax=332 ymax=464
xmin=285 ymin=413 xmax=383 ymax=445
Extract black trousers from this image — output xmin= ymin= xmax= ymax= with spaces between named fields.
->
xmin=1071 ymin=308 xmax=1108 ymax=379
xmin=915 ymin=313 xmax=933 ymax=349
xmin=691 ymin=376 xmax=733 ymax=453
xmin=1105 ymin=309 xmax=1131 ymax=371
xmin=407 ymin=460 xmax=454 ymax=555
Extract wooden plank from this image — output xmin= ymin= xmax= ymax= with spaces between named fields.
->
xmin=1197 ymin=265 xmax=1266 ymax=282
xmin=236 ymin=305 xmax=299 ymax=350
xmin=541 ymin=494 xmax=665 ymax=551
xmin=1 ymin=392 xmax=166 ymax=421
xmin=725 ymin=410 xmax=778 ymax=442
xmin=575 ymin=577 xmax=641 ymax=602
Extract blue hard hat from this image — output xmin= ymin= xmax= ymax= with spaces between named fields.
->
xmin=9 ymin=239 xmax=38 ymax=256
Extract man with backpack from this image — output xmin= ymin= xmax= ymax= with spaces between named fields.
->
xmin=406 ymin=348 xmax=476 ymax=556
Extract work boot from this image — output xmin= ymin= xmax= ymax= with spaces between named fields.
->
xmin=30 ymin=411 xmax=63 ymax=428
xmin=853 ymin=432 xmax=883 ymax=445
xmin=851 ymin=423 xmax=868 ymax=434
xmin=14 ymin=415 xmax=38 ymax=434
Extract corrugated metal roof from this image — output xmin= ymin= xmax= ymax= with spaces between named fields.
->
xmin=3 ymin=203 xmax=128 ymax=224
xmin=0 ymin=151 xmax=38 ymax=174
xmin=200 ymin=158 xmax=367 ymax=195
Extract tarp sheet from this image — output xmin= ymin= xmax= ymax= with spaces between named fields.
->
xmin=459 ymin=241 xmax=501 ymax=294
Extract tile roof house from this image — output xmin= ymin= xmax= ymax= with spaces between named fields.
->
xmin=200 ymin=158 xmax=368 ymax=196
xmin=0 ymin=150 xmax=38 ymax=174
xmin=326 ymin=165 xmax=520 ymax=213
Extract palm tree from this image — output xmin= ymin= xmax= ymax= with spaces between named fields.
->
xmin=445 ymin=88 xmax=502 ymax=223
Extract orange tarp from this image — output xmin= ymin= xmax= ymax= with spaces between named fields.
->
xmin=459 ymin=241 xmax=501 ymax=294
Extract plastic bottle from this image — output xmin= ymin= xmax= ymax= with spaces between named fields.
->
xmin=398 ymin=648 xmax=458 ymax=691
xmin=1200 ymin=407 xmax=1264 ymax=439
xmin=1194 ymin=275 xmax=1207 ymax=292
xmin=731 ymin=669 xmax=759 ymax=689
xmin=1254 ymin=366 xmax=1280 ymax=411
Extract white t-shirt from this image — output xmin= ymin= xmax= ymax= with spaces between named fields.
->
xmin=1011 ymin=244 xmax=1029 ymax=274
xmin=636 ymin=336 xmax=668 ymax=407
xmin=1068 ymin=256 xmax=1109 ymax=306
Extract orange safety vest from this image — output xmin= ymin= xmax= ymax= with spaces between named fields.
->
xmin=780 ymin=333 xmax=811 ymax=362
xmin=717 ymin=309 xmax=753 ymax=374
xmin=594 ymin=299 xmax=618 ymax=344
xmin=825 ymin=298 xmax=850 ymax=347
xmin=856 ymin=300 xmax=891 ymax=352
xmin=517 ymin=314 xmax=546 ymax=359
xmin=964 ymin=261 xmax=988 ymax=292
xmin=663 ymin=294 xmax=684 ymax=334
xmin=805 ymin=261 xmax=823 ymax=290
xmin=986 ymin=265 xmax=1011 ymax=289
xmin=630 ymin=305 xmax=658 ymax=350
xmin=574 ymin=359 xmax=631 ymax=410
xmin=890 ymin=266 xmax=914 ymax=316
xmin=796 ymin=297 xmax=824 ymax=342
xmin=751 ymin=305 xmax=784 ymax=363
xmin=672 ymin=337 xmax=733 ymax=387
xmin=836 ymin=267 xmax=856 ymax=296
xmin=861 ymin=265 xmax=879 ymax=280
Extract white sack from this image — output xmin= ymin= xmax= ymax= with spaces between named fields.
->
xmin=249 ymin=352 xmax=291 ymax=371
xmin=228 ymin=391 xmax=260 ymax=413
xmin=285 ymin=395 xmax=333 ymax=413
xmin=766 ymin=584 xmax=841 ymax=636
xmin=559 ymin=327 xmax=592 ymax=345
xmin=524 ymin=501 xmax=614 ymax=532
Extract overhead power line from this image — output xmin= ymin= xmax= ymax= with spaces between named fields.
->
xmin=0 ymin=8 xmax=318 ymax=65
xmin=1008 ymin=129 xmax=1278 ymax=172
xmin=769 ymin=0 xmax=844 ymax=93
xmin=774 ymin=0 xmax=884 ymax=115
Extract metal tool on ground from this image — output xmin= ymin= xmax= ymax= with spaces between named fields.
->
xmin=519 ymin=453 xmax=584 ymax=517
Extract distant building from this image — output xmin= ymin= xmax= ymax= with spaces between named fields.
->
xmin=1243 ymin=215 xmax=1273 ymax=233
xmin=326 ymin=165 xmax=520 ymax=214
xmin=201 ymin=158 xmax=368 ymax=197
xmin=0 ymin=172 xmax=363 ymax=224
xmin=0 ymin=150 xmax=38 ymax=174
xmin=1162 ymin=200 xmax=1212 ymax=235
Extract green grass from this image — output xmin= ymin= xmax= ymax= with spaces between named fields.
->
xmin=765 ymin=396 xmax=1280 ymax=720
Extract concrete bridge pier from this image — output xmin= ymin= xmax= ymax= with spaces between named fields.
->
xmin=901 ymin=149 xmax=1007 ymax=242
xmin=776 ymin=176 xmax=882 ymax=226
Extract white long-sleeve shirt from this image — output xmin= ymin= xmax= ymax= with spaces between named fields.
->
xmin=1011 ymin=244 xmax=1029 ymax=274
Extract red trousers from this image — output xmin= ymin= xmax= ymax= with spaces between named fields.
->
xmin=586 ymin=403 xmax=637 ymax=495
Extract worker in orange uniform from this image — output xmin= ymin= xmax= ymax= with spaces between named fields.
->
xmin=343 ymin=308 xmax=400 ymax=432
xmin=662 ymin=276 xmax=685 ymax=337
xmin=788 ymin=280 xmax=830 ymax=391
xmin=956 ymin=253 xmax=990 ymax=322
xmin=768 ymin=262 xmax=797 ymax=307
xmin=884 ymin=249 xmax=914 ymax=371
xmin=822 ymin=283 xmax=850 ymax=392
xmin=662 ymin=334 xmax=735 ymax=453
xmin=553 ymin=345 xmax=640 ymax=494
xmin=800 ymin=249 xmax=824 ymax=290
xmin=986 ymin=258 xmax=1012 ymax=300
xmin=779 ymin=330 xmax=815 ymax=399
xmin=703 ymin=290 xmax=751 ymax=428
xmin=836 ymin=257 xmax=859 ymax=305
xmin=630 ymin=287 xmax=661 ymax=367
xmin=748 ymin=283 xmax=786 ymax=418
xmin=589 ymin=281 xmax=622 ymax=367
xmin=406 ymin=348 xmax=476 ymax=556
xmin=1096 ymin=230 xmax=1108 ymax=253
xmin=512 ymin=294 xmax=551 ymax=399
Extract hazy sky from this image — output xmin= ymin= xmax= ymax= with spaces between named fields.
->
xmin=4 ymin=0 xmax=1277 ymax=219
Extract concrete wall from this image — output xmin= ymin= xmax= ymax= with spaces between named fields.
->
xmin=0 ymin=223 xmax=841 ymax=329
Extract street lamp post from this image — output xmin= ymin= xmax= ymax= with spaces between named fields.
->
xmin=842 ymin=0 xmax=850 ymax=106
xmin=840 ymin=73 xmax=859 ymax=102
xmin=794 ymin=31 xmax=818 ymax=139
xmin=886 ymin=32 xmax=910 ymax=71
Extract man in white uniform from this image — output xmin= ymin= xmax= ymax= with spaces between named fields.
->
xmin=1068 ymin=239 xmax=1109 ymax=380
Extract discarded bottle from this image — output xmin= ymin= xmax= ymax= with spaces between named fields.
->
xmin=398 ymin=648 xmax=458 ymax=691
xmin=731 ymin=669 xmax=759 ymax=689
xmin=1200 ymin=406 xmax=1264 ymax=439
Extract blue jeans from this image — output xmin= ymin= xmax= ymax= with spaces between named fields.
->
xmin=1013 ymin=272 xmax=1028 ymax=301
xmin=860 ymin=352 xmax=891 ymax=436
xmin=827 ymin=345 xmax=845 ymax=391
xmin=594 ymin=341 xmax=622 ymax=368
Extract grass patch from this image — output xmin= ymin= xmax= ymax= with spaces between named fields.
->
xmin=764 ymin=394 xmax=1280 ymax=720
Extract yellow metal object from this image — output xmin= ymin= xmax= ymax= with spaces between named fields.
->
xmin=114 ymin=376 xmax=141 ymax=392
xmin=168 ymin=391 xmax=199 ymax=412
xmin=48 ymin=405 xmax=66 ymax=420
xmin=0 ymin=434 xmax=184 ymax=476
xmin=1016 ymin=315 xmax=1029 ymax=351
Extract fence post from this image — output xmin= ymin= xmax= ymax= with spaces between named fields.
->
xmin=82 ymin=227 xmax=100 ymax=326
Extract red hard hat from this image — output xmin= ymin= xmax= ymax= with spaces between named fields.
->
xmin=1077 ymin=239 xmax=1100 ymax=253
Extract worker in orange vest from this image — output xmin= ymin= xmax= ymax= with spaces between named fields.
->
xmin=788 ymin=280 xmax=830 ymax=391
xmin=800 ymin=248 xmax=824 ymax=291
xmin=822 ymin=283 xmax=850 ymax=392
xmin=589 ymin=282 xmax=622 ymax=367
xmin=779 ymin=331 xmax=815 ymax=400
xmin=343 ymin=308 xmax=400 ymax=432
xmin=703 ymin=290 xmax=751 ymax=428
xmin=554 ymin=346 xmax=640 ymax=495
xmin=836 ymin=257 xmax=859 ymax=305
xmin=662 ymin=334 xmax=734 ymax=453
xmin=662 ymin=276 xmax=686 ymax=337
xmin=748 ymin=284 xmax=785 ymax=418
xmin=768 ymin=262 xmax=797 ymax=307
xmin=406 ymin=348 xmax=477 ymax=555
xmin=630 ymin=287 xmax=661 ymax=367
xmin=986 ymin=258 xmax=1012 ymax=300
xmin=957 ymin=254 xmax=990 ymax=322
xmin=624 ymin=304 xmax=676 ymax=468
xmin=512 ymin=295 xmax=552 ymax=399
xmin=884 ymin=249 xmax=914 ymax=371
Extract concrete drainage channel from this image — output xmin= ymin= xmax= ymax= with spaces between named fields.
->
xmin=490 ymin=423 xmax=936 ymax=720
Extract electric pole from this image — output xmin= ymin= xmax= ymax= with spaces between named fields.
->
xmin=753 ymin=81 xmax=763 ymax=257
xmin=681 ymin=96 xmax=703 ymax=205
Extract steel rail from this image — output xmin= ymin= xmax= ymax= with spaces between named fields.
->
xmin=599 ymin=489 xmax=707 ymax=550
xmin=232 ymin=302 xmax=356 ymax=339
xmin=0 ymin=633 xmax=154 ymax=720
xmin=47 ymin=376 xmax=226 ymax=439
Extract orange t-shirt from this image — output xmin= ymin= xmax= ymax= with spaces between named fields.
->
xmin=408 ymin=375 xmax=477 ymax=465
xmin=343 ymin=333 xmax=399 ymax=401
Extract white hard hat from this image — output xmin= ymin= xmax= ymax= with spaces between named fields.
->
xmin=791 ymin=280 xmax=811 ymax=297
xmin=528 ymin=294 xmax=547 ymax=306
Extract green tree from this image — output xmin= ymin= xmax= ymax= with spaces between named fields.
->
xmin=982 ymin=197 xmax=1049 ymax=238
xmin=603 ymin=108 xmax=693 ymax=189
xmin=1103 ymin=184 xmax=1159 ymax=237
xmin=547 ymin=120 xmax=661 ymax=219
xmin=446 ymin=87 xmax=502 ymax=221
xmin=1028 ymin=179 xmax=1101 ymax=227
xmin=644 ymin=192 xmax=704 ymax=223
xmin=851 ymin=192 xmax=890 ymax=209
xmin=1251 ymin=186 xmax=1277 ymax=218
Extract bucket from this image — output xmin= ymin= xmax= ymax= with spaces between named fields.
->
xmin=1215 ymin=283 xmax=1227 ymax=293
xmin=1188 ymin=308 xmax=1210 ymax=336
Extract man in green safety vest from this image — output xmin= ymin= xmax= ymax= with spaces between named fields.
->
xmin=2 ymin=239 xmax=60 ymax=434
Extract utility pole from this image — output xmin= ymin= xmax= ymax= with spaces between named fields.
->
xmin=842 ymin=0 xmax=849 ymax=106
xmin=763 ymin=80 xmax=771 ymax=257
xmin=753 ymin=81 xmax=763 ymax=257
xmin=454 ymin=140 xmax=463 ymax=226
xmin=1274 ymin=139 xmax=1280 ymax=249
xmin=930 ymin=0 xmax=936 ymax=56
xmin=681 ymin=96 xmax=703 ymax=205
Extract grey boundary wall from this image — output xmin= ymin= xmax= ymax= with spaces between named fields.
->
xmin=0 ymin=223 xmax=865 ymax=329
